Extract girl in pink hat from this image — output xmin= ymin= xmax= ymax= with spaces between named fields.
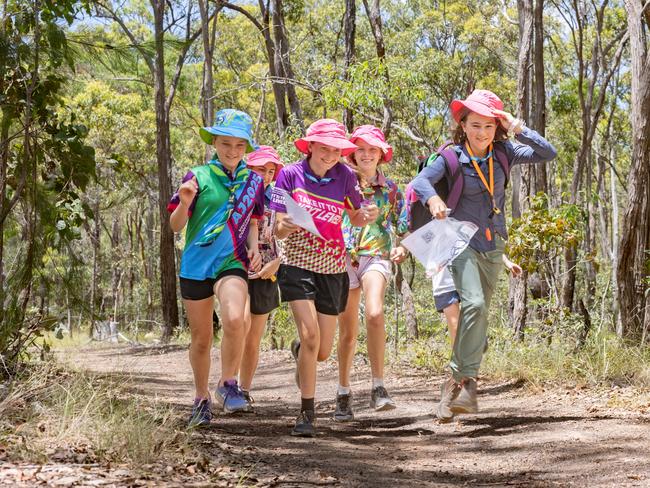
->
xmin=333 ymin=125 xmax=409 ymax=421
xmin=410 ymin=89 xmax=557 ymax=422
xmin=238 ymin=146 xmax=285 ymax=408
xmin=270 ymin=119 xmax=379 ymax=437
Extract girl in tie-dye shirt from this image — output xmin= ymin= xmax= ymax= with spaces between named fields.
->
xmin=335 ymin=125 xmax=408 ymax=421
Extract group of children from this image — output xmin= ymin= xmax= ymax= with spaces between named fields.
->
xmin=168 ymin=90 xmax=557 ymax=436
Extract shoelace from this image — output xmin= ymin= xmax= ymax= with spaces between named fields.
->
xmin=223 ymin=382 xmax=244 ymax=402
xmin=374 ymin=386 xmax=389 ymax=398
xmin=338 ymin=394 xmax=350 ymax=410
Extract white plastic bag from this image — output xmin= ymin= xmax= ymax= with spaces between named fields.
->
xmin=401 ymin=218 xmax=478 ymax=276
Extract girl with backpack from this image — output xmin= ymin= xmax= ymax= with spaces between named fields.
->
xmin=410 ymin=90 xmax=556 ymax=422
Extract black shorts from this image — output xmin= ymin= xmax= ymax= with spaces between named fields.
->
xmin=277 ymin=265 xmax=349 ymax=316
xmin=248 ymin=277 xmax=280 ymax=315
xmin=180 ymin=268 xmax=248 ymax=301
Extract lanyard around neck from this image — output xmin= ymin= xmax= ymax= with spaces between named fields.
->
xmin=466 ymin=143 xmax=494 ymax=197
xmin=466 ymin=142 xmax=501 ymax=217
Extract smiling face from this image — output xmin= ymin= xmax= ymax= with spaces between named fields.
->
xmin=460 ymin=112 xmax=498 ymax=156
xmin=351 ymin=139 xmax=383 ymax=176
xmin=308 ymin=142 xmax=342 ymax=176
xmin=213 ymin=135 xmax=248 ymax=169
xmin=249 ymin=162 xmax=277 ymax=187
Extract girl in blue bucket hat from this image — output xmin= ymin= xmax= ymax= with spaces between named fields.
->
xmin=168 ymin=108 xmax=265 ymax=426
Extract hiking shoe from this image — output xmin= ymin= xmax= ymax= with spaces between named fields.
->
xmin=291 ymin=338 xmax=301 ymax=388
xmin=333 ymin=392 xmax=354 ymax=422
xmin=436 ymin=377 xmax=461 ymax=422
xmin=216 ymin=379 xmax=250 ymax=414
xmin=188 ymin=398 xmax=212 ymax=427
xmin=450 ymin=377 xmax=478 ymax=414
xmin=370 ymin=386 xmax=396 ymax=411
xmin=291 ymin=410 xmax=315 ymax=437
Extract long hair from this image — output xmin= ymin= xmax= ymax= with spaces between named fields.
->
xmin=452 ymin=108 xmax=508 ymax=145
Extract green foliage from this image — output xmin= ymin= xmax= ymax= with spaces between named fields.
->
xmin=1 ymin=0 xmax=96 ymax=373
xmin=508 ymin=193 xmax=584 ymax=273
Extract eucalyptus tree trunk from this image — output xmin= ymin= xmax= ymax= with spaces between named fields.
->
xmin=343 ymin=0 xmax=356 ymax=132
xmin=559 ymin=0 xmax=628 ymax=311
xmin=617 ymin=0 xmax=650 ymax=340
xmin=362 ymin=0 xmax=392 ymax=137
xmin=152 ymin=0 xmax=180 ymax=341
xmin=271 ymin=0 xmax=304 ymax=130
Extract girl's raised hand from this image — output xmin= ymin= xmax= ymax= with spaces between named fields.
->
xmin=178 ymin=177 xmax=198 ymax=208
xmin=491 ymin=109 xmax=515 ymax=131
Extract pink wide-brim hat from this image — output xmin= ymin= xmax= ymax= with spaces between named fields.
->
xmin=450 ymin=89 xmax=504 ymax=123
xmin=246 ymin=145 xmax=284 ymax=181
xmin=294 ymin=119 xmax=358 ymax=156
xmin=348 ymin=124 xmax=393 ymax=163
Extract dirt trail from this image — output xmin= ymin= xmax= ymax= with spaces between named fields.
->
xmin=3 ymin=344 xmax=650 ymax=487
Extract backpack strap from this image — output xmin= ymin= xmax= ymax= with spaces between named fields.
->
xmin=493 ymin=143 xmax=510 ymax=188
xmin=438 ymin=146 xmax=463 ymax=210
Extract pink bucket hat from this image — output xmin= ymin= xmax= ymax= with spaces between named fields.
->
xmin=348 ymin=125 xmax=393 ymax=162
xmin=450 ymin=89 xmax=504 ymax=123
xmin=246 ymin=145 xmax=284 ymax=181
xmin=294 ymin=119 xmax=358 ymax=156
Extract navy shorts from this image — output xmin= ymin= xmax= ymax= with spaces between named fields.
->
xmin=434 ymin=290 xmax=460 ymax=312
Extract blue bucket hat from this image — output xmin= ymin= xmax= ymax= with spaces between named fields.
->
xmin=199 ymin=109 xmax=258 ymax=152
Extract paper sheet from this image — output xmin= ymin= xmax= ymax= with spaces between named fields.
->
xmin=284 ymin=194 xmax=324 ymax=240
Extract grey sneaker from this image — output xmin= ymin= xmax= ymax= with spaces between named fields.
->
xmin=291 ymin=410 xmax=315 ymax=437
xmin=436 ymin=377 xmax=461 ymax=422
xmin=449 ymin=378 xmax=478 ymax=414
xmin=333 ymin=392 xmax=354 ymax=421
xmin=370 ymin=386 xmax=396 ymax=411
xmin=291 ymin=339 xmax=301 ymax=388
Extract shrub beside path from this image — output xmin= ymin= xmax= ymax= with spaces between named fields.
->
xmin=2 ymin=344 xmax=650 ymax=487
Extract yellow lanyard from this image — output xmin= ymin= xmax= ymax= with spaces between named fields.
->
xmin=466 ymin=143 xmax=500 ymax=216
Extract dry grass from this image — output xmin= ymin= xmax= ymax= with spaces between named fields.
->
xmin=0 ymin=362 xmax=191 ymax=465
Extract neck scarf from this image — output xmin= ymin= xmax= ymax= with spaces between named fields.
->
xmin=195 ymin=156 xmax=250 ymax=247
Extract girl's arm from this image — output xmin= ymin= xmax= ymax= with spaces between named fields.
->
xmin=493 ymin=109 xmax=557 ymax=165
xmin=274 ymin=212 xmax=300 ymax=240
xmin=502 ymin=254 xmax=523 ymax=278
xmin=410 ymin=157 xmax=449 ymax=219
xmin=169 ymin=176 xmax=198 ymax=232
xmin=347 ymin=205 xmax=379 ymax=227
xmin=247 ymin=218 xmax=262 ymax=271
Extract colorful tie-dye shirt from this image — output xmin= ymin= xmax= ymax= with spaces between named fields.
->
xmin=270 ymin=159 xmax=362 ymax=274
xmin=255 ymin=184 xmax=279 ymax=270
xmin=167 ymin=160 xmax=265 ymax=280
xmin=342 ymin=172 xmax=408 ymax=261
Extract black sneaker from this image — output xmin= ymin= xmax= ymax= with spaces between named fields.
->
xmin=242 ymin=390 xmax=255 ymax=413
xmin=370 ymin=386 xmax=396 ymax=411
xmin=333 ymin=392 xmax=354 ymax=422
xmin=291 ymin=338 xmax=301 ymax=388
xmin=291 ymin=410 xmax=315 ymax=437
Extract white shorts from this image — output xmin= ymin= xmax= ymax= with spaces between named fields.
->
xmin=346 ymin=255 xmax=392 ymax=289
